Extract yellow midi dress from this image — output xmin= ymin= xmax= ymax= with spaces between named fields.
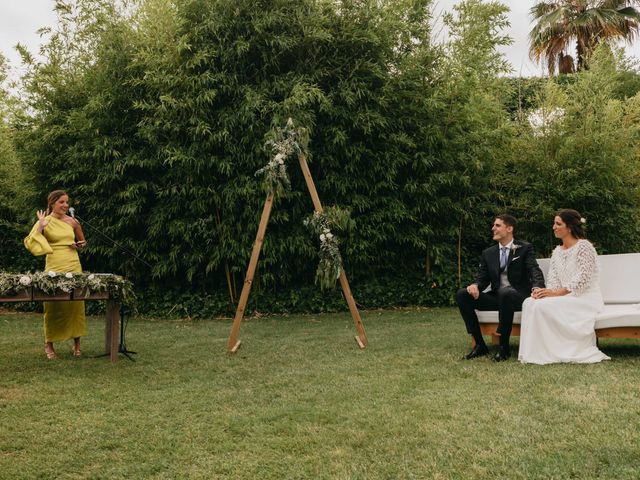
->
xmin=24 ymin=216 xmax=86 ymax=342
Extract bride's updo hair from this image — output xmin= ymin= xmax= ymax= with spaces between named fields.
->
xmin=556 ymin=208 xmax=586 ymax=239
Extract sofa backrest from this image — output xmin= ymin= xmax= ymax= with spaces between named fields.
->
xmin=536 ymin=253 xmax=640 ymax=304
xmin=536 ymin=258 xmax=550 ymax=279
xmin=598 ymin=253 xmax=640 ymax=304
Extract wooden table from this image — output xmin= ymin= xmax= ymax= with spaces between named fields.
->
xmin=0 ymin=288 xmax=121 ymax=363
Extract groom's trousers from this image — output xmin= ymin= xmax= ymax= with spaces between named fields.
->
xmin=455 ymin=286 xmax=526 ymax=347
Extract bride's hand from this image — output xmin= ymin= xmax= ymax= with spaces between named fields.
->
xmin=36 ymin=210 xmax=49 ymax=231
xmin=532 ymin=288 xmax=553 ymax=299
xmin=532 ymin=288 xmax=568 ymax=299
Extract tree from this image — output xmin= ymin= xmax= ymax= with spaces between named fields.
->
xmin=425 ymin=0 xmax=513 ymax=285
xmin=529 ymin=0 xmax=640 ymax=74
xmin=0 ymin=55 xmax=35 ymax=270
xmin=504 ymin=45 xmax=640 ymax=255
xmin=16 ymin=0 xmax=450 ymax=302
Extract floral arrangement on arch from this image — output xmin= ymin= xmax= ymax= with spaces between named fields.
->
xmin=0 ymin=271 xmax=135 ymax=306
xmin=304 ymin=206 xmax=354 ymax=290
xmin=255 ymin=118 xmax=308 ymax=196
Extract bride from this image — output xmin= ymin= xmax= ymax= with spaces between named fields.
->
xmin=518 ymin=209 xmax=609 ymax=365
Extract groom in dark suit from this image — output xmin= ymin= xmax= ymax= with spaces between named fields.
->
xmin=456 ymin=214 xmax=545 ymax=361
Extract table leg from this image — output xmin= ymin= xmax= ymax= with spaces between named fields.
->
xmin=105 ymin=300 xmax=121 ymax=363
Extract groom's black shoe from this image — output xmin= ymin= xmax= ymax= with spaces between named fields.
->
xmin=463 ymin=345 xmax=489 ymax=360
xmin=493 ymin=346 xmax=511 ymax=362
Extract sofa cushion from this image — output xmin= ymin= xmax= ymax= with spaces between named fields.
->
xmin=476 ymin=310 xmax=521 ymax=325
xmin=476 ymin=305 xmax=640 ymax=329
xmin=594 ymin=304 xmax=640 ymax=329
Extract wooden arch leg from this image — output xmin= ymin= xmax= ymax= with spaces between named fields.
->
xmin=339 ymin=271 xmax=368 ymax=348
xmin=298 ymin=153 xmax=368 ymax=348
xmin=227 ymin=192 xmax=275 ymax=353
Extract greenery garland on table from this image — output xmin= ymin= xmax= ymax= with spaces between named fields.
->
xmin=0 ymin=272 xmax=136 ymax=306
xmin=255 ymin=118 xmax=308 ymax=196
xmin=304 ymin=207 xmax=354 ymax=290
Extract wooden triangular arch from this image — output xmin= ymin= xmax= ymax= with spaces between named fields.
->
xmin=227 ymin=153 xmax=368 ymax=353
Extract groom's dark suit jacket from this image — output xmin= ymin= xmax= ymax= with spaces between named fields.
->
xmin=475 ymin=240 xmax=545 ymax=297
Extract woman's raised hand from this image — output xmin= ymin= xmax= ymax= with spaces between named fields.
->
xmin=36 ymin=210 xmax=49 ymax=231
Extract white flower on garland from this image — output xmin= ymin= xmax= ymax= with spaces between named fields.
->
xmin=19 ymin=275 xmax=32 ymax=286
xmin=48 ymin=271 xmax=57 ymax=277
xmin=65 ymin=272 xmax=74 ymax=279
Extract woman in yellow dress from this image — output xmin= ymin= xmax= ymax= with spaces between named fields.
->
xmin=24 ymin=190 xmax=87 ymax=359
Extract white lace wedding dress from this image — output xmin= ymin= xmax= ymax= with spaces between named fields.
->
xmin=518 ymin=239 xmax=610 ymax=365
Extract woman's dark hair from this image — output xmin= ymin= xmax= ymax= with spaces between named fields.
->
xmin=46 ymin=190 xmax=68 ymax=215
xmin=556 ymin=208 xmax=586 ymax=239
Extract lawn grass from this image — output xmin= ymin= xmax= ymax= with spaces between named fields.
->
xmin=1 ymin=308 xmax=639 ymax=479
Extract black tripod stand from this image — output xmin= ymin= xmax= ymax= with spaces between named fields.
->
xmin=116 ymin=306 xmax=137 ymax=361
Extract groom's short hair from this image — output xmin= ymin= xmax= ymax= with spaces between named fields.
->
xmin=496 ymin=214 xmax=516 ymax=230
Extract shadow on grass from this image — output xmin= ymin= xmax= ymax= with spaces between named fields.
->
xmin=598 ymin=343 xmax=640 ymax=357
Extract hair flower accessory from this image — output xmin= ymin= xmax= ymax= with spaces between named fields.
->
xmin=580 ymin=217 xmax=587 ymax=224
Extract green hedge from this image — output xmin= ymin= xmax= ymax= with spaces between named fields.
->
xmin=2 ymin=1 xmax=640 ymax=315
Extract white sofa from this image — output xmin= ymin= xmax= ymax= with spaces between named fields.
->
xmin=476 ymin=253 xmax=640 ymax=343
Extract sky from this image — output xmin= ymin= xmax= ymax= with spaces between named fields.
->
xmin=1 ymin=0 xmax=639 ymax=79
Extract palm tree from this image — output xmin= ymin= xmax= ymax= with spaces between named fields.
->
xmin=529 ymin=1 xmax=640 ymax=74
